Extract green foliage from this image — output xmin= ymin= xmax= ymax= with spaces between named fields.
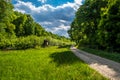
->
xmin=23 ymin=15 xmax=35 ymax=36
xmin=0 ymin=0 xmax=13 ymax=22
xmin=0 ymin=23 xmax=6 ymax=33
xmin=68 ymin=0 xmax=120 ymax=52
xmin=14 ymin=36 xmax=42 ymax=49
xmin=0 ymin=47 xmax=108 ymax=80
xmin=34 ymin=23 xmax=45 ymax=36
xmin=0 ymin=36 xmax=42 ymax=49
xmin=69 ymin=0 xmax=108 ymax=46
xmin=0 ymin=36 xmax=74 ymax=50
xmin=0 ymin=0 xmax=15 ymax=35
xmin=0 ymin=1 xmax=73 ymax=50
xmin=12 ymin=14 xmax=27 ymax=36
xmin=48 ymin=37 xmax=74 ymax=46
xmin=98 ymin=0 xmax=120 ymax=51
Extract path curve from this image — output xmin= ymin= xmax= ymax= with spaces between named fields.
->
xmin=71 ymin=47 xmax=120 ymax=80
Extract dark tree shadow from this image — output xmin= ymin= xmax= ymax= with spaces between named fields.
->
xmin=49 ymin=51 xmax=84 ymax=66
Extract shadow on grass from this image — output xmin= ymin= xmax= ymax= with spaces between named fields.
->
xmin=49 ymin=51 xmax=83 ymax=66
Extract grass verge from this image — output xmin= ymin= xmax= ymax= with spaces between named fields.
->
xmin=0 ymin=46 xmax=108 ymax=80
xmin=79 ymin=47 xmax=120 ymax=63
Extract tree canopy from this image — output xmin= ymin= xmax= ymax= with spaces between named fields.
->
xmin=0 ymin=0 xmax=72 ymax=50
xmin=68 ymin=0 xmax=120 ymax=52
xmin=0 ymin=0 xmax=68 ymax=39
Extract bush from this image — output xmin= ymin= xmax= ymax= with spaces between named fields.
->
xmin=15 ymin=36 xmax=44 ymax=49
xmin=0 ymin=36 xmax=43 ymax=50
xmin=0 ymin=36 xmax=74 ymax=50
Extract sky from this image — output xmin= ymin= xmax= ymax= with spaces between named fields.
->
xmin=12 ymin=0 xmax=84 ymax=37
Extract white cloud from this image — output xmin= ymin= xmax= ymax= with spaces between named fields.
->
xmin=13 ymin=9 xmax=26 ymax=13
xmin=59 ymin=20 xmax=67 ymax=23
xmin=38 ymin=0 xmax=47 ymax=3
xmin=56 ymin=2 xmax=79 ymax=10
xmin=54 ymin=24 xmax=70 ymax=32
xmin=14 ymin=0 xmax=82 ymax=37
xmin=14 ymin=1 xmax=37 ymax=12
xmin=40 ymin=21 xmax=52 ymax=25
xmin=74 ymin=0 xmax=83 ymax=5
xmin=46 ymin=25 xmax=70 ymax=37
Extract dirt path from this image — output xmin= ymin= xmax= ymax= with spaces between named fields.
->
xmin=71 ymin=47 xmax=120 ymax=80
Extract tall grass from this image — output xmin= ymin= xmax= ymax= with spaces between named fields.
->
xmin=0 ymin=47 xmax=108 ymax=80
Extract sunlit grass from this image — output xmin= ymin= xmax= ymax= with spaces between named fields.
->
xmin=0 ymin=46 xmax=108 ymax=80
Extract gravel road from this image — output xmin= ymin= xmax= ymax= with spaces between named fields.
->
xmin=71 ymin=47 xmax=120 ymax=80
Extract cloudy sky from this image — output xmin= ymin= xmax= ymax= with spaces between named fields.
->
xmin=12 ymin=0 xmax=84 ymax=37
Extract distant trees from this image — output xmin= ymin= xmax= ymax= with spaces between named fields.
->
xmin=68 ymin=0 xmax=120 ymax=52
xmin=0 ymin=0 xmax=49 ymax=37
xmin=0 ymin=0 xmax=15 ymax=38
xmin=0 ymin=0 xmax=73 ymax=50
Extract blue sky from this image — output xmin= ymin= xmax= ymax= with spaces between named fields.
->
xmin=12 ymin=0 xmax=75 ymax=7
xmin=12 ymin=0 xmax=83 ymax=37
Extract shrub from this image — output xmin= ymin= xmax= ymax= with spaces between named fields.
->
xmin=0 ymin=36 xmax=74 ymax=50
xmin=15 ymin=36 xmax=44 ymax=49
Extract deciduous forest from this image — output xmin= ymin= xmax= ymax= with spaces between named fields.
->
xmin=0 ymin=0 xmax=73 ymax=50
xmin=68 ymin=0 xmax=120 ymax=52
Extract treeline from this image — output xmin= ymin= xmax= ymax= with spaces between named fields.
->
xmin=68 ymin=0 xmax=120 ymax=52
xmin=0 ymin=0 xmax=73 ymax=49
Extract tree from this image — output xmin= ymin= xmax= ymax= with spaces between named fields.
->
xmin=68 ymin=0 xmax=120 ymax=52
xmin=23 ymin=15 xmax=35 ymax=36
xmin=34 ymin=23 xmax=45 ymax=36
xmin=98 ymin=0 xmax=120 ymax=51
xmin=0 ymin=0 xmax=15 ymax=37
xmin=13 ymin=14 xmax=27 ymax=36
xmin=68 ymin=0 xmax=108 ymax=48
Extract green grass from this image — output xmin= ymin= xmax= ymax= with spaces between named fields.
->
xmin=0 ymin=46 xmax=108 ymax=80
xmin=79 ymin=47 xmax=120 ymax=63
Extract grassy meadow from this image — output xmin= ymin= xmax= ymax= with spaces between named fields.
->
xmin=0 ymin=46 xmax=108 ymax=80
